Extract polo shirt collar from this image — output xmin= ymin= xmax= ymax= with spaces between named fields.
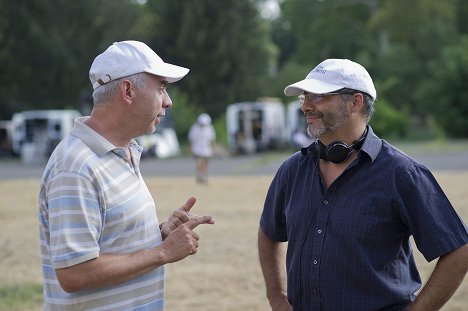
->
xmin=71 ymin=116 xmax=142 ymax=157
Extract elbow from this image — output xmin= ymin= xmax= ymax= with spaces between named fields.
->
xmin=58 ymin=281 xmax=82 ymax=293
xmin=56 ymin=270 xmax=86 ymax=293
xmin=60 ymin=283 xmax=80 ymax=294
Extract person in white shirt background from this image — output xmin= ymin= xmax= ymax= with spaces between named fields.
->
xmin=188 ymin=113 xmax=216 ymax=183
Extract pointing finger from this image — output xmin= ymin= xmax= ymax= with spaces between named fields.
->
xmin=185 ymin=215 xmax=215 ymax=230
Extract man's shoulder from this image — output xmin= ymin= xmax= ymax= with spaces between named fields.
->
xmin=43 ymin=135 xmax=99 ymax=181
xmin=375 ymin=140 xmax=432 ymax=179
xmin=276 ymin=150 xmax=312 ymax=175
xmin=380 ymin=141 xmax=421 ymax=165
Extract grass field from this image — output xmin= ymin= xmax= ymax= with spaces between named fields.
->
xmin=0 ymin=173 xmax=467 ymax=311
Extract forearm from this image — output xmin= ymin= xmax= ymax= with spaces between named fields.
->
xmin=258 ymin=227 xmax=288 ymax=302
xmin=56 ymin=246 xmax=167 ymax=293
xmin=410 ymin=244 xmax=468 ymax=311
xmin=57 ymin=213 xmax=213 ymax=293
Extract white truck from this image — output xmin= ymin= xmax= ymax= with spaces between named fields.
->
xmin=135 ymin=110 xmax=181 ymax=159
xmin=226 ymin=98 xmax=287 ymax=154
xmin=286 ymin=100 xmax=313 ymax=148
xmin=11 ymin=109 xmax=81 ymax=163
xmin=136 ymin=129 xmax=180 ymax=159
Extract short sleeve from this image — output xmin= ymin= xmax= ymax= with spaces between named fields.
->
xmin=260 ymin=163 xmax=289 ymax=242
xmin=395 ymin=163 xmax=468 ymax=261
xmin=46 ymin=172 xmax=102 ymax=268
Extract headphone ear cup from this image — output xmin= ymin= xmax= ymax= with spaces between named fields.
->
xmin=316 ymin=127 xmax=368 ymax=163
xmin=326 ymin=142 xmax=352 ymax=164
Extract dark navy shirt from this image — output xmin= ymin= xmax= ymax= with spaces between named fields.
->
xmin=260 ymin=126 xmax=468 ymax=311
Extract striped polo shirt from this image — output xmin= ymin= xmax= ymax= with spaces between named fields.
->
xmin=39 ymin=117 xmax=165 ymax=311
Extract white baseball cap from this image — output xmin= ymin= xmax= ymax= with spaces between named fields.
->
xmin=284 ymin=59 xmax=376 ymax=100
xmin=89 ymin=40 xmax=190 ymax=89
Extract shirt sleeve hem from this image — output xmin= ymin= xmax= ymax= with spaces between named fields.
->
xmin=260 ymin=220 xmax=288 ymax=242
xmin=53 ymin=250 xmax=99 ymax=269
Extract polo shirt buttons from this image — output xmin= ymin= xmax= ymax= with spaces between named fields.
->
xmin=313 ymin=259 xmax=318 ymax=265
xmin=317 ymin=229 xmax=322 ymax=234
xmin=323 ymin=200 xmax=329 ymax=205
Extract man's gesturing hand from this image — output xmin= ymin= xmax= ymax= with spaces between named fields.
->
xmin=160 ymin=196 xmax=214 ymax=240
xmin=160 ymin=215 xmax=214 ymax=263
xmin=158 ymin=196 xmax=214 ymax=263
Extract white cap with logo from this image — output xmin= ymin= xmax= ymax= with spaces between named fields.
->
xmin=89 ymin=40 xmax=190 ymax=89
xmin=284 ymin=59 xmax=376 ymax=100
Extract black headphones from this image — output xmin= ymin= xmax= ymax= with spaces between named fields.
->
xmin=315 ymin=128 xmax=368 ymax=164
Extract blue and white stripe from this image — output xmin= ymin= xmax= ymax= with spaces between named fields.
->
xmin=39 ymin=117 xmax=165 ymax=310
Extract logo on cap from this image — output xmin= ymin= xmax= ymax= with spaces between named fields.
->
xmin=314 ymin=65 xmax=327 ymax=74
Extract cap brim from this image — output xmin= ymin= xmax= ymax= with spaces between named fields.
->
xmin=284 ymin=79 xmax=343 ymax=96
xmin=145 ymin=62 xmax=190 ymax=83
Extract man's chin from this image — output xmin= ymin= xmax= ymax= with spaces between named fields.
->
xmin=307 ymin=127 xmax=321 ymax=140
xmin=142 ymin=124 xmax=156 ymax=135
xmin=149 ymin=120 xmax=159 ymax=133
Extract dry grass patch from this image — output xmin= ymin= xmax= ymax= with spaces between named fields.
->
xmin=0 ymin=173 xmax=466 ymax=310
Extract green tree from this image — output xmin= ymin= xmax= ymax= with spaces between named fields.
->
xmin=417 ymin=37 xmax=468 ymax=137
xmin=274 ymin=0 xmax=468 ymax=138
xmin=145 ymin=0 xmax=277 ymax=118
xmin=369 ymin=0 xmax=464 ymax=137
xmin=278 ymin=0 xmax=377 ymax=67
xmin=0 ymin=0 xmax=146 ymax=120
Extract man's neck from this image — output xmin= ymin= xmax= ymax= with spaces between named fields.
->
xmin=85 ymin=110 xmax=131 ymax=148
xmin=319 ymin=123 xmax=366 ymax=146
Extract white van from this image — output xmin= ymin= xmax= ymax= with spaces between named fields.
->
xmin=286 ymin=100 xmax=313 ymax=148
xmin=135 ymin=110 xmax=180 ymax=159
xmin=136 ymin=129 xmax=180 ymax=159
xmin=226 ymin=98 xmax=287 ymax=154
xmin=11 ymin=109 xmax=81 ymax=163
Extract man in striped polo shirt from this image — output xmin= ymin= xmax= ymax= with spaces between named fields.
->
xmin=39 ymin=40 xmax=215 ymax=311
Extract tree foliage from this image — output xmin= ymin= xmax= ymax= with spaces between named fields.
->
xmin=145 ymin=0 xmax=276 ymax=118
xmin=0 ymin=0 xmax=145 ymax=119
xmin=1 ymin=0 xmax=468 ymax=138
xmin=274 ymin=0 xmax=468 ymax=138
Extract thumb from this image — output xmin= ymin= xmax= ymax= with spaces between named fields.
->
xmin=180 ymin=196 xmax=196 ymax=213
xmin=186 ymin=215 xmax=215 ymax=230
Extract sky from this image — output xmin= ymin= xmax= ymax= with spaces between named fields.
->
xmin=259 ymin=0 xmax=281 ymax=20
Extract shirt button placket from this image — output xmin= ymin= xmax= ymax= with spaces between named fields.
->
xmin=309 ymin=198 xmax=329 ymax=301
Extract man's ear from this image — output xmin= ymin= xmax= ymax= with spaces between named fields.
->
xmin=120 ymin=80 xmax=134 ymax=104
xmin=351 ymin=93 xmax=364 ymax=113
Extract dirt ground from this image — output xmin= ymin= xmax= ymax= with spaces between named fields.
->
xmin=0 ymin=173 xmax=466 ymax=310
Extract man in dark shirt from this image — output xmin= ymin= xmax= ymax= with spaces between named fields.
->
xmin=258 ymin=58 xmax=468 ymax=311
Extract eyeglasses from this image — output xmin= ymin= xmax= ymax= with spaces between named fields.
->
xmin=159 ymin=80 xmax=168 ymax=93
xmin=298 ymin=91 xmax=356 ymax=105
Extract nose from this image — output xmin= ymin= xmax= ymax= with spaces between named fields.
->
xmin=162 ymin=91 xmax=172 ymax=108
xmin=300 ymin=102 xmax=314 ymax=113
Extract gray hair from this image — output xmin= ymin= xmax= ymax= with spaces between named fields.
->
xmin=361 ymin=93 xmax=375 ymax=123
xmin=340 ymin=88 xmax=375 ymax=123
xmin=92 ymin=72 xmax=150 ymax=105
